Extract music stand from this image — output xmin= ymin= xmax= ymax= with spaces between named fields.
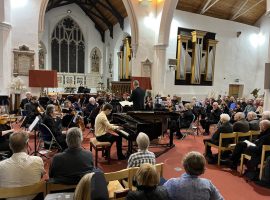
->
xmin=29 ymin=115 xmax=41 ymax=156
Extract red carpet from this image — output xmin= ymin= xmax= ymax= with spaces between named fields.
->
xmin=22 ymin=125 xmax=270 ymax=200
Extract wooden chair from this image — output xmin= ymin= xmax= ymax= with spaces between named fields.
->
xmin=90 ymin=137 xmax=111 ymax=167
xmin=236 ymin=131 xmax=251 ymax=143
xmin=249 ymin=130 xmax=260 ymax=141
xmin=104 ymin=168 xmax=130 ymax=199
xmin=126 ymin=163 xmax=164 ymax=191
xmin=46 ymin=182 xmax=77 ymax=194
xmin=205 ymin=132 xmax=237 ymax=166
xmin=113 ymin=188 xmax=130 ymax=200
xmin=0 ymin=181 xmax=46 ymax=199
xmin=240 ymin=145 xmax=270 ymax=180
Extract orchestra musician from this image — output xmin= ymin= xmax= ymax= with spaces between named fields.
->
xmin=22 ymin=96 xmax=41 ymax=126
xmin=42 ymin=104 xmax=67 ymax=150
xmin=145 ymin=91 xmax=153 ymax=111
xmin=20 ymin=92 xmax=32 ymax=110
xmin=0 ymin=122 xmax=13 ymax=157
xmin=47 ymin=94 xmax=61 ymax=111
xmin=83 ymin=97 xmax=97 ymax=126
xmin=95 ymin=103 xmax=126 ymax=160
xmin=61 ymin=100 xmax=79 ymax=129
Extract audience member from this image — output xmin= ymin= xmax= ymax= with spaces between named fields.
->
xmin=0 ymin=131 xmax=45 ymax=200
xmin=164 ymin=151 xmax=224 ymax=200
xmin=247 ymin=111 xmax=260 ymax=131
xmin=126 ymin=163 xmax=169 ymax=200
xmin=233 ymin=112 xmax=250 ymax=133
xmin=226 ymin=120 xmax=270 ymax=170
xmin=200 ymin=102 xmax=222 ymax=135
xmin=262 ymin=111 xmax=270 ymax=121
xmin=95 ymin=103 xmax=125 ymax=160
xmin=128 ymin=132 xmax=156 ymax=168
xmin=49 ymin=127 xmax=94 ymax=184
xmin=243 ymin=99 xmax=256 ymax=116
xmin=73 ymin=172 xmax=109 ymax=200
xmin=204 ymin=114 xmax=233 ymax=159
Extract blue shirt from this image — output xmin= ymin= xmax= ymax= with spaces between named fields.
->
xmin=164 ymin=173 xmax=224 ymax=200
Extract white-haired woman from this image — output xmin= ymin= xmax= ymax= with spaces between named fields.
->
xmin=127 ymin=132 xmax=156 ymax=168
xmin=204 ymin=113 xmax=233 ymax=159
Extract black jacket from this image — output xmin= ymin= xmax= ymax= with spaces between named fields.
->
xmin=49 ymin=147 xmax=94 ymax=184
xmin=130 ymin=87 xmax=145 ymax=111
xmin=233 ymin=119 xmax=250 ymax=133
xmin=212 ymin=121 xmax=233 ymax=146
xmin=126 ymin=186 xmax=169 ymax=200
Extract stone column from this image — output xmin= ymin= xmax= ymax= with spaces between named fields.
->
xmin=264 ymin=89 xmax=270 ymax=111
xmin=0 ymin=0 xmax=12 ymax=95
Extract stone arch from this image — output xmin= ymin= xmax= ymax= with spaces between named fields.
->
xmin=90 ymin=47 xmax=102 ymax=73
xmin=38 ymin=0 xmax=49 ymax=33
xmin=158 ymin=0 xmax=178 ymax=45
xmin=122 ymin=0 xmax=138 ymax=56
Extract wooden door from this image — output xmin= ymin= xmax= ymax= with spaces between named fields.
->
xmin=229 ymin=84 xmax=243 ymax=98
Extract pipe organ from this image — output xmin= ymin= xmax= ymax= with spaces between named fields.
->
xmin=175 ymin=29 xmax=218 ymax=86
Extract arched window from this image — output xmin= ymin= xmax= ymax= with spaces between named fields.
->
xmin=51 ymin=17 xmax=85 ymax=73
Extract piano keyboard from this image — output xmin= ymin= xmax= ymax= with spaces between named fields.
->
xmin=116 ymin=129 xmax=129 ymax=138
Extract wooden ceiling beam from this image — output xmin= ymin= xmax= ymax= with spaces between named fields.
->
xmin=84 ymin=0 xmax=114 ymax=38
xmin=230 ymin=0 xmax=249 ymax=20
xmin=231 ymin=0 xmax=264 ymax=21
xmin=103 ymin=0 xmax=124 ymax=30
xmin=76 ymin=2 xmax=105 ymax=42
xmin=200 ymin=0 xmax=220 ymax=14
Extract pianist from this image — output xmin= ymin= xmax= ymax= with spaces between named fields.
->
xmin=95 ymin=103 xmax=126 ymax=160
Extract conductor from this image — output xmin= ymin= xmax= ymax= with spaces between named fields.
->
xmin=129 ymin=80 xmax=145 ymax=111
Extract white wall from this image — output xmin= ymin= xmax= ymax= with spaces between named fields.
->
xmin=41 ymin=3 xmax=104 ymax=74
xmin=165 ymin=10 xmax=264 ymax=100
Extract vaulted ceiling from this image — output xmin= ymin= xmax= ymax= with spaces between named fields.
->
xmin=176 ymin=0 xmax=266 ymax=26
xmin=46 ymin=0 xmax=128 ymax=42
xmin=46 ymin=0 xmax=266 ymax=42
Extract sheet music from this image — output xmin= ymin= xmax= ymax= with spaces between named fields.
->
xmin=29 ymin=116 xmax=41 ymax=132
xmin=119 ymin=101 xmax=133 ymax=107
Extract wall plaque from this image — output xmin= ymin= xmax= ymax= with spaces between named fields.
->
xmin=13 ymin=45 xmax=35 ymax=76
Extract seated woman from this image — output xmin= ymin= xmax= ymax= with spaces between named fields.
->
xmin=126 ymin=163 xmax=169 ymax=200
xmin=42 ymin=104 xmax=67 ymax=150
xmin=128 ymin=132 xmax=156 ymax=168
xmin=164 ymin=151 xmax=224 ymax=200
xmin=73 ymin=172 xmax=109 ymax=200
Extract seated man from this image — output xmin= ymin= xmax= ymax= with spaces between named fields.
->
xmin=262 ymin=111 xmax=270 ymax=121
xmin=49 ymin=127 xmax=94 ymax=184
xmin=226 ymin=120 xmax=270 ymax=170
xmin=247 ymin=111 xmax=260 ymax=131
xmin=19 ymin=92 xmax=32 ymax=110
xmin=95 ymin=103 xmax=125 ymax=160
xmin=0 ymin=131 xmax=45 ymax=199
xmin=164 ymin=151 xmax=224 ymax=200
xmin=83 ymin=97 xmax=97 ymax=126
xmin=200 ymin=102 xmax=222 ymax=135
xmin=233 ymin=112 xmax=250 ymax=140
xmin=42 ymin=104 xmax=67 ymax=150
xmin=204 ymin=113 xmax=233 ymax=159
xmin=128 ymin=132 xmax=156 ymax=168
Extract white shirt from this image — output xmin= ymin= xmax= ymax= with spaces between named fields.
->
xmin=0 ymin=152 xmax=45 ymax=200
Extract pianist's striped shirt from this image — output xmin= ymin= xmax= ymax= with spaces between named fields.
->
xmin=127 ymin=149 xmax=156 ymax=168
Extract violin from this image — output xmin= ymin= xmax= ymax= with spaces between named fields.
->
xmin=0 ymin=116 xmax=8 ymax=125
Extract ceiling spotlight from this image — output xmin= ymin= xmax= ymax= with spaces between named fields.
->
xmin=67 ymin=9 xmax=72 ymax=14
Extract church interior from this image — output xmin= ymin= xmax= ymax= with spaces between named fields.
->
xmin=1 ymin=0 xmax=270 ymax=199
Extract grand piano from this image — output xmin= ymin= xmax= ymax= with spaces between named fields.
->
xmin=112 ymin=111 xmax=180 ymax=156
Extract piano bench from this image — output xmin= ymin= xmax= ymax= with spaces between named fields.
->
xmin=90 ymin=137 xmax=111 ymax=167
